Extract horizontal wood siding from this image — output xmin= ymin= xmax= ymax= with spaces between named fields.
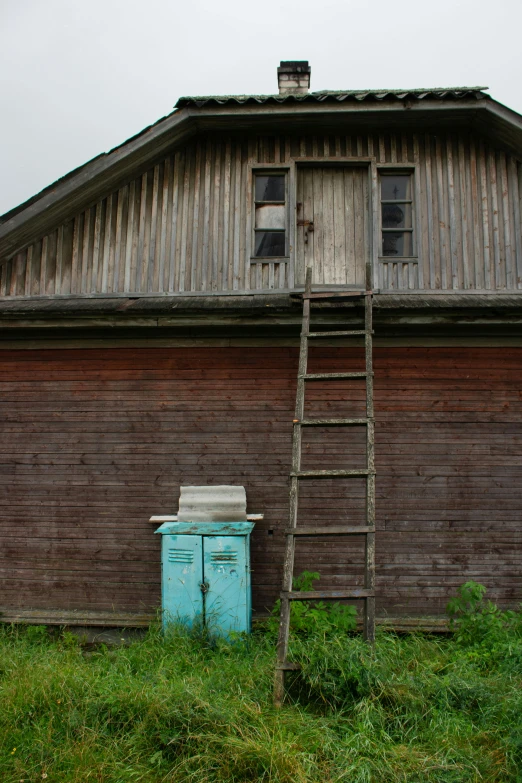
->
xmin=0 ymin=346 xmax=521 ymax=619
xmin=0 ymin=134 xmax=521 ymax=295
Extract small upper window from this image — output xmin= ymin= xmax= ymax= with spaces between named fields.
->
xmin=254 ymin=173 xmax=287 ymax=257
xmin=380 ymin=173 xmax=414 ymax=257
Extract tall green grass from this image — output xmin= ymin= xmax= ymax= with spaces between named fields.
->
xmin=0 ymin=591 xmax=521 ymax=782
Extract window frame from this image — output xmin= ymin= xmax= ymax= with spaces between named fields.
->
xmin=250 ymin=168 xmax=290 ymax=261
xmin=378 ymin=168 xmax=418 ymax=261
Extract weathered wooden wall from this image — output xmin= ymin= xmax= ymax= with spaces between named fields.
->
xmin=0 ymin=132 xmax=521 ymax=296
xmin=0 ymin=345 xmax=520 ymax=620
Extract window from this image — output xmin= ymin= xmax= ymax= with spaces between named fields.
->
xmin=253 ymin=173 xmax=287 ymax=257
xmin=380 ymin=172 xmax=414 ymax=257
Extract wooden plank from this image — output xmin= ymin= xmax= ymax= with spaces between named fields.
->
xmin=123 ymin=180 xmax=136 ymax=292
xmin=479 ymin=140 xmax=492 ymax=289
xmin=333 ymin=167 xmax=345 ymax=284
xmin=81 ymin=207 xmax=92 ymax=294
xmin=187 ymin=146 xmax=200 ymax=291
xmin=39 ymin=234 xmax=48 ymax=295
xmin=149 ymin=165 xmax=160 ymax=292
xmin=113 ymin=186 xmax=127 ymax=293
xmin=60 ymin=221 xmax=73 ymax=295
xmin=70 ymin=215 xmax=81 ymax=294
xmin=468 ymin=138 xmax=481 ymax=289
xmin=296 ymin=167 xmax=308 ymax=286
xmin=285 ymin=590 xmax=373 ymax=600
xmin=424 ymin=134 xmax=436 ymax=289
xmin=459 ymin=137 xmax=470 ymax=289
xmin=353 ymin=168 xmax=366 ymax=287
xmin=29 ymin=240 xmax=41 ymax=296
xmin=488 ymin=147 xmax=502 ymax=289
xmin=390 ymin=134 xmax=397 ymax=164
xmin=322 ymin=168 xmax=335 ymax=283
xmin=99 ymin=196 xmax=111 ymax=294
xmin=23 ymin=244 xmax=32 ymax=296
xmin=173 ymin=152 xmax=185 ymax=292
xmin=168 ymin=153 xmax=180 ymax=293
xmin=140 ymin=171 xmax=153 ymax=293
xmin=232 ymin=141 xmax=241 ymax=290
xmin=446 ymin=137 xmax=459 ymax=289
xmin=200 ymin=141 xmax=211 ymax=291
xmin=435 ymin=136 xmax=448 ymax=289
xmin=400 ymin=134 xmax=408 ymax=163
xmin=311 ymin=167 xmax=323 ymax=284
xmin=179 ymin=150 xmax=191 ymax=292
xmin=285 ymin=526 xmax=372 ymax=535
xmin=499 ymin=152 xmax=513 ymax=289
xmin=221 ymin=139 xmax=231 ymax=291
xmin=379 ymin=134 xmax=385 ymax=164
xmin=509 ymin=157 xmax=522 ymax=288
xmin=149 ymin=514 xmax=263 ymax=523
xmin=410 ymin=135 xmax=423 ymax=289
xmin=135 ymin=175 xmax=148 ymax=293
xmin=341 ymin=167 xmax=356 ymax=287
xmin=13 ymin=251 xmax=26 ymax=297
xmin=163 ymin=155 xmax=175 ymax=293
xmin=91 ymin=202 xmax=102 ymax=293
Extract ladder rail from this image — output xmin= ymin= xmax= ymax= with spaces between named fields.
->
xmin=274 ymin=268 xmax=312 ymax=705
xmin=364 ymin=290 xmax=376 ymax=642
xmin=274 ymin=267 xmax=376 ymax=706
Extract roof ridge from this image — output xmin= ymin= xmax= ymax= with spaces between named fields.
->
xmin=176 ymin=87 xmax=490 ymax=105
xmin=312 ymin=86 xmax=489 ymax=94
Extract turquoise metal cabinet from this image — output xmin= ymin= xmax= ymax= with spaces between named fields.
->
xmin=155 ymin=521 xmax=255 ymax=635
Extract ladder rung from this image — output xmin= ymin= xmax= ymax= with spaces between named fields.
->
xmin=301 ymin=372 xmax=370 ymax=380
xmin=283 ymin=589 xmax=374 ymax=601
xmin=275 ymin=662 xmax=302 ymax=671
xmin=295 ymin=418 xmax=369 ymax=427
xmin=303 ymin=291 xmax=368 ymax=300
xmin=285 ymin=526 xmax=373 ymax=536
xmin=308 ymin=330 xmax=368 ymax=337
xmin=291 ymin=469 xmax=373 ymax=479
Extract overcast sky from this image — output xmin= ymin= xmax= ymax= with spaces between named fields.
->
xmin=1 ymin=0 xmax=521 ymax=215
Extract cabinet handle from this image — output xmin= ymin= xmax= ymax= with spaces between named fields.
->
xmin=200 ymin=581 xmax=209 ymax=594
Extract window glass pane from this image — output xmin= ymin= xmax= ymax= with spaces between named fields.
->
xmin=382 ymin=203 xmax=412 ymax=229
xmin=254 ymin=231 xmax=286 ymax=257
xmin=255 ymin=175 xmax=285 ymax=202
xmin=255 ymin=204 xmax=286 ymax=230
xmin=382 ymin=232 xmax=414 ymax=257
xmin=381 ymin=175 xmax=412 ymax=201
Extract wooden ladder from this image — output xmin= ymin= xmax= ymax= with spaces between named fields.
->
xmin=274 ymin=266 xmax=376 ymax=706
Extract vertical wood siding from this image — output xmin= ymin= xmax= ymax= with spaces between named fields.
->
xmin=0 ymin=346 xmax=521 ymax=618
xmin=1 ymin=133 xmax=521 ymax=295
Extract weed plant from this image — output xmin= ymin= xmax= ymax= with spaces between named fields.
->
xmin=0 ymin=580 xmax=520 ymax=782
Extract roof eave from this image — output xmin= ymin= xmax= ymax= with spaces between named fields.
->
xmin=0 ymin=107 xmax=199 ymax=260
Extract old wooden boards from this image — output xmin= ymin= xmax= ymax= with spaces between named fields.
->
xmin=296 ymin=166 xmax=369 ymax=288
xmin=0 ymin=344 xmax=521 ymax=625
xmin=1 ymin=132 xmax=521 ymax=297
xmin=273 ymin=269 xmax=375 ymax=706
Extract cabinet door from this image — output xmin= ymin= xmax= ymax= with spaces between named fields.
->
xmin=162 ymin=534 xmax=203 ymax=628
xmin=203 ymin=536 xmax=249 ymax=634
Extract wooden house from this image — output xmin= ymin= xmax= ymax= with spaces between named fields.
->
xmin=1 ymin=61 xmax=521 ymax=629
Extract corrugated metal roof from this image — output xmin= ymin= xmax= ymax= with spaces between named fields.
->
xmin=176 ymin=87 xmax=489 ymax=109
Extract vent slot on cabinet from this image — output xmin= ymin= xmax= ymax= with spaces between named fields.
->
xmin=168 ymin=549 xmax=195 ymax=564
xmin=210 ymin=551 xmax=238 ymax=564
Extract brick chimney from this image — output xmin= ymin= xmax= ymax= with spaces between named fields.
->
xmin=277 ymin=61 xmax=311 ymax=95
